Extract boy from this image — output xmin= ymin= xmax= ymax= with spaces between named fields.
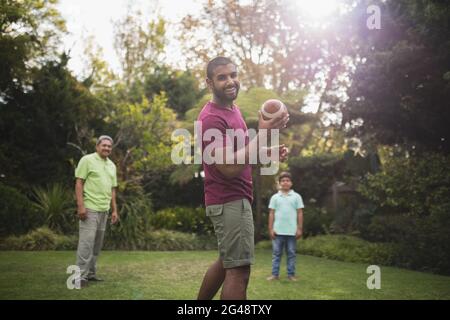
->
xmin=267 ymin=172 xmax=304 ymax=281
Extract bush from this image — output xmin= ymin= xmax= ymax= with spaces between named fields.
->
xmin=31 ymin=184 xmax=77 ymax=234
xmin=0 ymin=227 xmax=216 ymax=252
xmin=0 ymin=227 xmax=77 ymax=250
xmin=352 ymin=203 xmax=377 ymax=236
xmin=105 ymin=193 xmax=154 ymax=250
xmin=0 ymin=183 xmax=43 ymax=236
xmin=256 ymin=235 xmax=396 ymax=266
xmin=364 ymin=214 xmax=450 ymax=274
xmin=54 ymin=234 xmax=78 ymax=250
xmin=288 ymin=153 xmax=345 ymax=203
xmin=150 ymin=206 xmax=214 ymax=235
xmin=297 ymin=235 xmax=397 ymax=266
xmin=359 ymin=153 xmax=450 ymax=218
xmin=357 ymin=153 xmax=450 ymax=275
xmin=104 ymin=229 xmax=216 ymax=251
xmin=142 ymin=230 xmax=216 ymax=251
xmin=303 ymin=206 xmax=333 ymax=238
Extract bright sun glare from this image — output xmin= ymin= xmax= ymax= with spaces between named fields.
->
xmin=295 ymin=0 xmax=339 ymax=19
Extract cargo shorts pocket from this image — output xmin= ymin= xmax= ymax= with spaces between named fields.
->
xmin=206 ymin=204 xmax=225 ymax=253
xmin=206 ymin=204 xmax=224 ymax=217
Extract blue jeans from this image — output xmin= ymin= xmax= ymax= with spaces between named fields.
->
xmin=271 ymin=235 xmax=296 ymax=277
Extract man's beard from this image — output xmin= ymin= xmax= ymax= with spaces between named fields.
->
xmin=213 ymin=84 xmax=239 ymax=102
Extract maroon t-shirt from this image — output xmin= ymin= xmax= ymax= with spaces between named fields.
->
xmin=197 ymin=101 xmax=253 ymax=206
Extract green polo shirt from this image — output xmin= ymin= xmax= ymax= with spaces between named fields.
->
xmin=268 ymin=190 xmax=304 ymax=236
xmin=75 ymin=152 xmax=117 ymax=212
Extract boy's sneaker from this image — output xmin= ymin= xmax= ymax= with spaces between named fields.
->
xmin=287 ymin=276 xmax=298 ymax=282
xmin=266 ymin=275 xmax=280 ymax=281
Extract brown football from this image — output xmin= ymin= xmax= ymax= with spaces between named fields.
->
xmin=260 ymin=99 xmax=287 ymax=120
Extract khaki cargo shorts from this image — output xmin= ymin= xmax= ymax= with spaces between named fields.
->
xmin=206 ymin=198 xmax=254 ymax=268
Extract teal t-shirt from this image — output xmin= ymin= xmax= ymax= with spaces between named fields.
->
xmin=268 ymin=190 xmax=304 ymax=236
xmin=75 ymin=152 xmax=117 ymax=212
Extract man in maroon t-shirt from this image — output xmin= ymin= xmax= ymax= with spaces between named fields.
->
xmin=197 ymin=57 xmax=289 ymax=300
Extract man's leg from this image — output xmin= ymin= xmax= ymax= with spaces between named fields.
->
xmin=76 ymin=210 xmax=97 ymax=281
xmin=202 ymin=199 xmax=254 ymax=300
xmin=197 ymin=258 xmax=226 ymax=300
xmin=286 ymin=236 xmax=297 ymax=277
xmin=221 ymin=265 xmax=251 ymax=300
xmin=88 ymin=212 xmax=107 ymax=280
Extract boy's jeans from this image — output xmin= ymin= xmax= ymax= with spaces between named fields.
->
xmin=271 ymin=235 xmax=296 ymax=277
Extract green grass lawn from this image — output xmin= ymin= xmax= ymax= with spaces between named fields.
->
xmin=1 ymin=250 xmax=449 ymax=300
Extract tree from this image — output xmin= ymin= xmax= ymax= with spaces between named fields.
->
xmin=0 ymin=0 xmax=66 ymax=100
xmin=0 ymin=55 xmax=105 ymax=189
xmin=179 ymin=0 xmax=359 ymax=163
xmin=179 ymin=0 xmax=356 ymax=92
xmin=81 ymin=35 xmax=118 ymax=92
xmin=142 ymin=66 xmax=205 ymax=118
xmin=343 ymin=0 xmax=450 ymax=153
xmin=113 ymin=8 xmax=166 ymax=87
xmin=106 ymin=93 xmax=178 ymax=189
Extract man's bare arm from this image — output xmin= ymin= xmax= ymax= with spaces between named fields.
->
xmin=111 ymin=188 xmax=119 ymax=224
xmin=268 ymin=209 xmax=276 ymax=240
xmin=75 ymin=178 xmax=87 ymax=220
xmin=296 ymin=208 xmax=303 ymax=239
xmin=215 ymin=111 xmax=289 ymax=179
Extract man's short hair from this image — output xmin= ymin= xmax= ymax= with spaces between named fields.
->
xmin=96 ymin=135 xmax=113 ymax=146
xmin=207 ymin=57 xmax=235 ymax=79
xmin=278 ymin=171 xmax=292 ymax=182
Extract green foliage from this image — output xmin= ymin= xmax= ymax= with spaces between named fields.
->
xmin=344 ymin=0 xmax=450 ymax=152
xmin=363 ymin=214 xmax=450 ymax=275
xmin=109 ymin=93 xmax=177 ymax=181
xmin=0 ymin=227 xmax=216 ymax=251
xmin=256 ymin=235 xmax=396 ymax=266
xmin=31 ymin=183 xmax=77 ymax=234
xmin=0 ymin=227 xmax=77 ymax=251
xmin=351 ymin=203 xmax=378 ymax=236
xmin=143 ymin=166 xmax=204 ymax=210
xmin=0 ymin=57 xmax=105 ymax=188
xmin=302 ymin=206 xmax=333 ymax=238
xmin=0 ymin=0 xmax=66 ymax=97
xmin=358 ymin=153 xmax=450 ymax=274
xmin=150 ymin=207 xmax=214 ymax=236
xmin=0 ymin=183 xmax=42 ymax=236
xmin=259 ymin=225 xmax=450 ymax=274
xmin=288 ymin=153 xmax=345 ymax=202
xmin=297 ymin=235 xmax=397 ymax=266
xmin=140 ymin=66 xmax=205 ymax=117
xmin=105 ymin=193 xmax=153 ymax=250
xmin=113 ymin=11 xmax=166 ymax=85
xmin=359 ymin=153 xmax=450 ymax=217
xmin=138 ymin=230 xmax=216 ymax=251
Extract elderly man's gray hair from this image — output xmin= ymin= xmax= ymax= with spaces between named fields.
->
xmin=96 ymin=135 xmax=114 ymax=146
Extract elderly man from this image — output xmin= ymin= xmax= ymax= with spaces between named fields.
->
xmin=74 ymin=135 xmax=119 ymax=288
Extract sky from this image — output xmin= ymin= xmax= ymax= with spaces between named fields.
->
xmin=57 ymin=0 xmax=341 ymax=78
xmin=57 ymin=0 xmax=202 ymax=76
xmin=57 ymin=0 xmax=341 ymax=113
